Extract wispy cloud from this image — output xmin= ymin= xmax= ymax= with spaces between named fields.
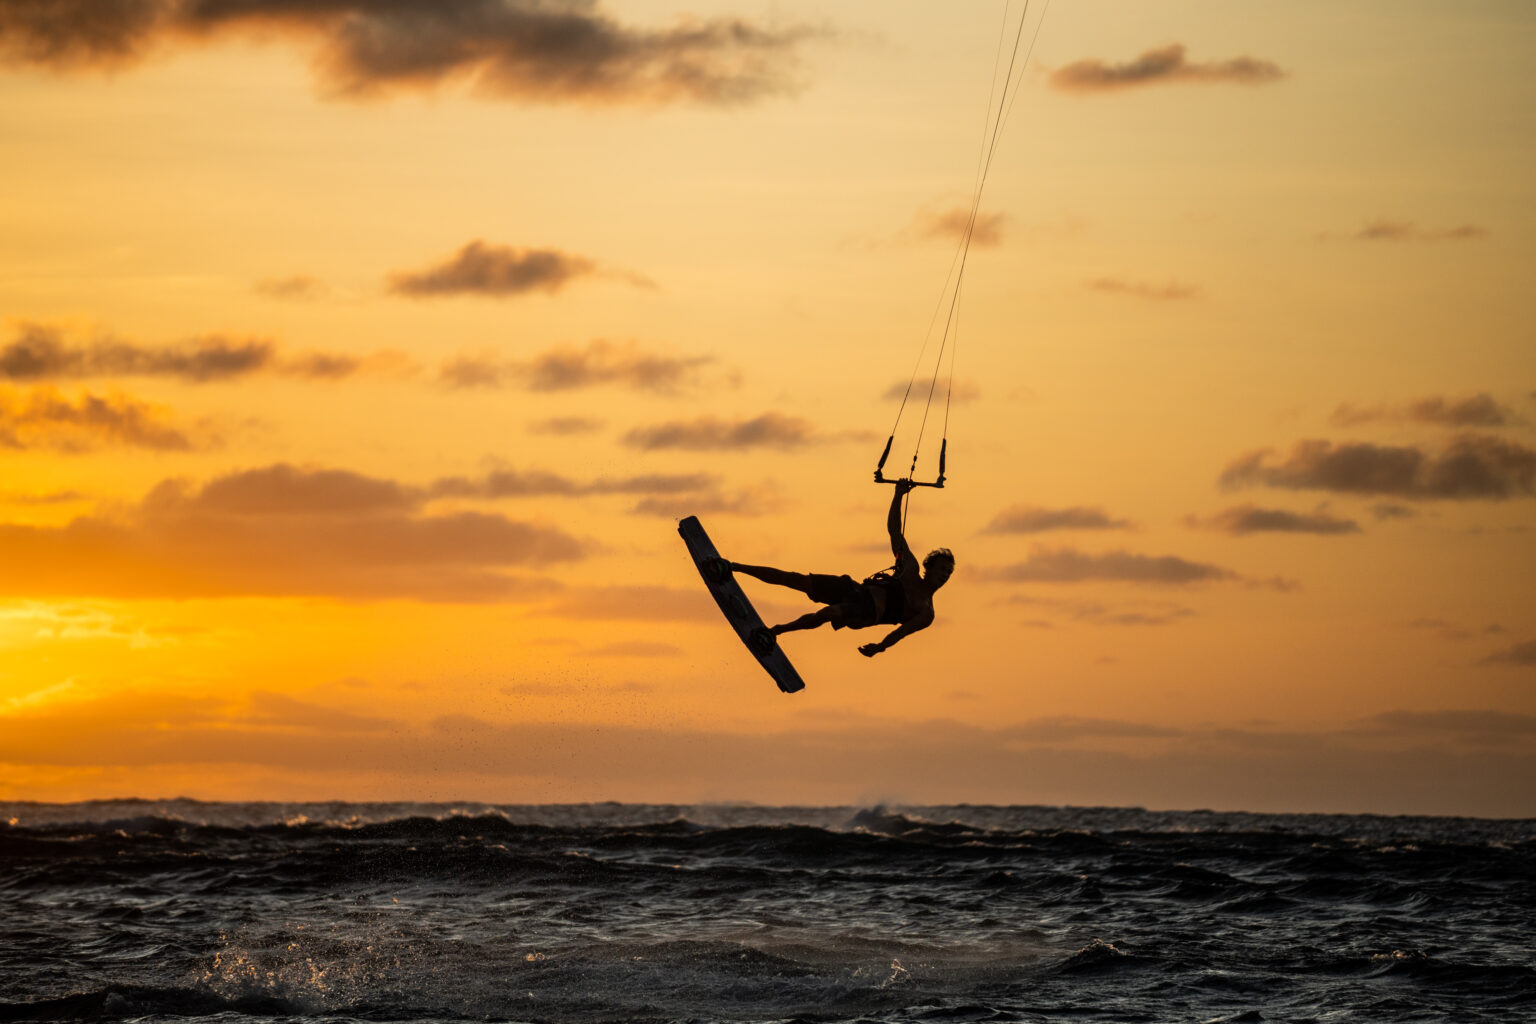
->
xmin=0 ymin=385 xmax=195 ymax=452
xmin=1220 ymin=434 xmax=1536 ymax=500
xmin=1319 ymin=220 xmax=1486 ymax=243
xmin=879 ymin=378 xmax=981 ymax=405
xmin=1003 ymin=594 xmax=1196 ymax=627
xmin=1330 ymin=394 xmax=1516 ymax=429
xmin=0 ymin=0 xmax=819 ymax=106
xmin=982 ymin=505 xmax=1134 ymax=534
xmin=0 ymin=464 xmax=585 ymax=602
xmin=977 ymin=546 xmax=1239 ymax=586
xmin=441 ymin=339 xmax=720 ymax=394
xmin=623 ymin=412 xmax=831 ymax=451
xmin=1187 ymin=504 xmax=1361 ymax=536
xmin=527 ymin=416 xmax=605 ymax=436
xmin=1051 ymin=44 xmax=1284 ymax=92
xmin=1087 ymin=277 xmax=1200 ymax=301
xmin=912 ymin=205 xmax=1007 ymax=247
xmin=255 ymin=275 xmax=326 ymax=301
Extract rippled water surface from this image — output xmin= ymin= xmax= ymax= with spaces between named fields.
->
xmin=1 ymin=801 xmax=1531 ymax=1022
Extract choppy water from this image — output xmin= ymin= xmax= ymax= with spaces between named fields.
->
xmin=0 ymin=801 xmax=1531 ymax=1023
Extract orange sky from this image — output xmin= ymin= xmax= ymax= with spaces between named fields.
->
xmin=1 ymin=0 xmax=1533 ymax=816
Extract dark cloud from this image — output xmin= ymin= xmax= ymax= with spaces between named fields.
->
xmin=0 ymin=322 xmax=369 ymax=382
xmin=1220 ymin=434 xmax=1536 ymax=501
xmin=1324 ymin=220 xmax=1487 ymax=243
xmin=623 ymin=411 xmax=823 ymax=451
xmin=527 ymin=415 xmax=604 ymax=435
xmin=982 ymin=504 xmax=1133 ymax=534
xmin=388 ymin=241 xmax=599 ymax=298
xmin=442 ymin=339 xmax=718 ymax=394
xmin=0 ymin=385 xmax=194 ymax=451
xmin=1087 ymin=277 xmax=1200 ymax=301
xmin=1 ymin=0 xmax=817 ymax=106
xmin=978 ymin=546 xmax=1238 ymax=586
xmin=0 ymin=463 xmax=584 ymax=601
xmin=914 ymin=206 xmax=1006 ymax=247
xmin=1 ymin=323 xmax=271 ymax=381
xmin=1480 ymin=640 xmax=1536 ymax=668
xmin=1331 ymin=394 xmax=1515 ymax=428
xmin=1188 ymin=504 xmax=1360 ymax=536
xmin=1051 ymin=44 xmax=1284 ymax=92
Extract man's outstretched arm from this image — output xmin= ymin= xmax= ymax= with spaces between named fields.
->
xmin=888 ymin=479 xmax=915 ymax=564
xmin=858 ymin=611 xmax=933 ymax=658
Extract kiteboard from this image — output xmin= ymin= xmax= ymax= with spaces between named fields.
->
xmin=678 ymin=515 xmax=805 ymax=694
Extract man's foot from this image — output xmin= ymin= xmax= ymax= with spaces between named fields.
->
xmin=748 ymin=626 xmax=777 ymax=655
xmin=702 ymin=556 xmax=733 ymax=583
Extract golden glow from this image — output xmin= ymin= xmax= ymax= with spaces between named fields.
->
xmin=1 ymin=1 xmax=1532 ymax=814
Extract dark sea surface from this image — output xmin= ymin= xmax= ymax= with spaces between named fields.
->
xmin=0 ymin=801 xmax=1532 ymax=1023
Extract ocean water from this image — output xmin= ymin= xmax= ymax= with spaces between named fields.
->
xmin=0 ymin=802 xmax=1531 ymax=1023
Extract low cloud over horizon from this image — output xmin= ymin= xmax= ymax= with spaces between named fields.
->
xmin=1051 ymin=44 xmax=1285 ymax=92
xmin=1087 ymin=277 xmax=1201 ymax=301
xmin=3 ymin=688 xmax=1530 ymax=814
xmin=0 ymin=0 xmax=820 ymax=107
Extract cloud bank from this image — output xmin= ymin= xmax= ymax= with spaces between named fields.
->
xmin=0 ymin=0 xmax=818 ymax=106
xmin=1051 ymin=44 xmax=1284 ymax=92
xmin=1087 ymin=277 xmax=1200 ymax=301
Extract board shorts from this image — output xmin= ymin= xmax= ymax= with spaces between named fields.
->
xmin=806 ymin=573 xmax=880 ymax=630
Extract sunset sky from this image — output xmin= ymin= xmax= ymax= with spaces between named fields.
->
xmin=1 ymin=0 xmax=1532 ymax=816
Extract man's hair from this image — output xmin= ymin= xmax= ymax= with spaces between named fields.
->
xmin=923 ymin=548 xmax=955 ymax=574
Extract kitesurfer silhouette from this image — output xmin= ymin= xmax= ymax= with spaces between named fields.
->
xmin=726 ymin=479 xmax=953 ymax=657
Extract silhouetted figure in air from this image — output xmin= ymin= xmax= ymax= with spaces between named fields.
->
xmin=727 ymin=479 xmax=953 ymax=657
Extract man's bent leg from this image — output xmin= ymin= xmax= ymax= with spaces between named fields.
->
xmin=770 ymin=605 xmax=845 ymax=635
